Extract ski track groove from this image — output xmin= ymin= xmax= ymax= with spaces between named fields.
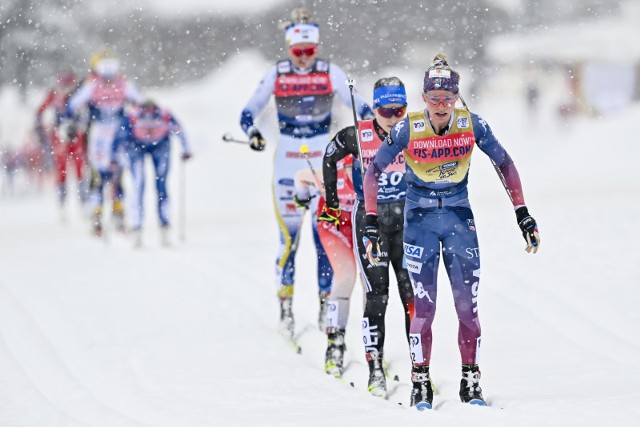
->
xmin=490 ymin=269 xmax=639 ymax=368
xmin=157 ymin=247 xmax=277 ymax=328
xmin=0 ymin=282 xmax=150 ymax=427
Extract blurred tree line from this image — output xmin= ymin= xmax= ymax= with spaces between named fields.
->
xmin=0 ymin=0 xmax=621 ymax=98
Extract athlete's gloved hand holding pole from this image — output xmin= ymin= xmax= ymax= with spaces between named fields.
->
xmin=248 ymin=127 xmax=266 ymax=151
xmin=363 ymin=213 xmax=381 ymax=264
xmin=66 ymin=122 xmax=78 ymax=141
xmin=515 ymin=206 xmax=540 ymax=253
xmin=292 ymin=194 xmax=312 ymax=209
xmin=318 ymin=206 xmax=341 ymax=231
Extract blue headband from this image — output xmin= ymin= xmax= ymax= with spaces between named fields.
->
xmin=373 ymin=85 xmax=407 ymax=108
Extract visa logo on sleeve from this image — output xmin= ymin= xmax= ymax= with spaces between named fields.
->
xmin=403 ymin=243 xmax=424 ymax=258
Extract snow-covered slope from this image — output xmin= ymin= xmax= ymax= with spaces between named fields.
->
xmin=0 ymin=50 xmax=639 ymax=426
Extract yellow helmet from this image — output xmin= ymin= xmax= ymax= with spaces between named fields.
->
xmin=278 ymin=7 xmax=312 ymax=30
xmin=89 ymin=48 xmax=117 ymax=70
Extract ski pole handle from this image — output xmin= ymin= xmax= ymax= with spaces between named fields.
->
xmin=222 ymin=133 xmax=249 ymax=144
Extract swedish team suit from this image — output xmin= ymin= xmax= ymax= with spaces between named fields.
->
xmin=240 ymin=58 xmax=372 ymax=298
xmin=364 ymin=108 xmax=526 ymax=366
xmin=68 ymin=73 xmax=142 ymax=216
xmin=323 ymin=119 xmax=413 ymax=361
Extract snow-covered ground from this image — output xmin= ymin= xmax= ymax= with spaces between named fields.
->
xmin=1 ymin=51 xmax=639 ymax=426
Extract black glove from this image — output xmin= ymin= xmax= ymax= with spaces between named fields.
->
xmin=248 ymin=128 xmax=266 ymax=152
xmin=364 ymin=213 xmax=382 ymax=264
xmin=66 ymin=123 xmax=77 ymax=141
xmin=35 ymin=123 xmax=47 ymax=146
xmin=515 ymin=206 xmax=540 ymax=254
xmin=292 ymin=194 xmax=312 ymax=210
xmin=109 ymin=160 xmax=119 ymax=174
xmin=318 ymin=206 xmax=341 ymax=231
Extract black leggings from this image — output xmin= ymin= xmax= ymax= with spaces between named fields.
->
xmin=353 ymin=199 xmax=413 ymax=358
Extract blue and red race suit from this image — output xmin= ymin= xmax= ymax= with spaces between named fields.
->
xmin=114 ymin=106 xmax=191 ymax=230
xmin=364 ymin=108 xmax=527 ymax=366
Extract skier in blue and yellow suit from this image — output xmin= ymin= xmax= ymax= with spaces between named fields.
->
xmin=239 ymin=9 xmax=372 ymax=340
xmin=363 ymin=53 xmax=540 ymax=410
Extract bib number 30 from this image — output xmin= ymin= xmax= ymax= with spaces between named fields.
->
xmin=378 ymin=171 xmax=403 ymax=187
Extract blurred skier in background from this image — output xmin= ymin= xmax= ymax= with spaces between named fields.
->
xmin=363 ymin=53 xmax=541 ymax=410
xmin=113 ymin=99 xmax=192 ymax=248
xmin=0 ymin=146 xmax=22 ymax=196
xmin=68 ymin=48 xmax=143 ymax=236
xmin=323 ymin=77 xmax=412 ymax=397
xmin=291 ymin=154 xmax=357 ymax=378
xmin=238 ymin=7 xmax=373 ymax=342
xmin=35 ymin=70 xmax=88 ymax=217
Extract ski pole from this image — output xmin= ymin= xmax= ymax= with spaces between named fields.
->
xmin=290 ymin=213 xmax=305 ymax=253
xmin=178 ymin=156 xmax=186 ymax=242
xmin=299 ymin=144 xmax=324 ymax=195
xmin=458 ymin=94 xmax=471 ymax=112
xmin=221 ymin=133 xmax=249 ymax=144
xmin=289 ymin=144 xmax=323 ymax=254
xmin=347 ymin=77 xmax=381 ymax=264
xmin=346 ymin=78 xmax=366 ymax=186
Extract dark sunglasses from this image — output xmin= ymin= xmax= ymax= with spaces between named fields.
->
xmin=377 ymin=106 xmax=407 ymax=118
xmin=289 ymin=46 xmax=318 ymax=57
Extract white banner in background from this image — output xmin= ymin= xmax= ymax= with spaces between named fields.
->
xmin=582 ymin=62 xmax=636 ymax=114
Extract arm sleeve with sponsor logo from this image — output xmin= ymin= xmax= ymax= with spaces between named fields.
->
xmin=329 ymin=64 xmax=374 ymax=119
xmin=323 ymin=126 xmax=358 ymax=209
xmin=363 ymin=118 xmax=409 ymax=214
xmin=472 ymin=113 xmax=525 ymax=207
xmin=240 ymin=66 xmax=277 ymax=135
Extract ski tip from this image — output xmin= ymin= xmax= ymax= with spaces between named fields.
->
xmin=415 ymin=402 xmax=432 ymax=411
xmin=468 ymin=399 xmax=487 ymax=406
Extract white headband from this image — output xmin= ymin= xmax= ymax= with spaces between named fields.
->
xmin=95 ymin=58 xmax=120 ymax=78
xmin=285 ymin=23 xmax=319 ymax=46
